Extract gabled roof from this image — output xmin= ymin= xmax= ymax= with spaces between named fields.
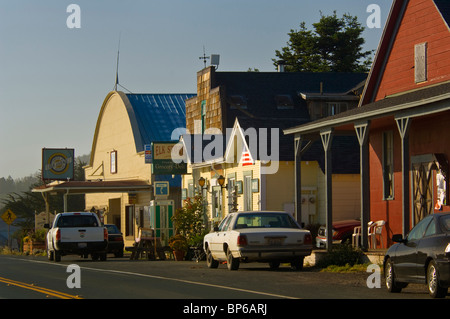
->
xmin=360 ymin=0 xmax=450 ymax=105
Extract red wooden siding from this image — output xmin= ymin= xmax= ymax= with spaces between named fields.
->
xmin=375 ymin=0 xmax=450 ymax=101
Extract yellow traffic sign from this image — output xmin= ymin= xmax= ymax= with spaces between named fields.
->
xmin=1 ymin=209 xmax=16 ymax=225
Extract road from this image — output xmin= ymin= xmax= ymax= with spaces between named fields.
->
xmin=0 ymin=254 xmax=441 ymax=303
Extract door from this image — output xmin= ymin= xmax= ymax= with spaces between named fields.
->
xmin=393 ymin=215 xmax=433 ymax=282
xmin=209 ymin=214 xmax=232 ymax=259
xmin=412 ymin=161 xmax=434 ymax=225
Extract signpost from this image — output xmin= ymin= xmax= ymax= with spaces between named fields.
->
xmin=1 ymin=209 xmax=17 ymax=249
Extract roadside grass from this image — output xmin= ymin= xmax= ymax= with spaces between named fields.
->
xmin=0 ymin=246 xmax=46 ymax=256
xmin=314 ymin=244 xmax=383 ymax=273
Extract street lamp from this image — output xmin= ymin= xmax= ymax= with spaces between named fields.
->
xmin=198 ymin=176 xmax=206 ymax=188
xmin=217 ymin=175 xmax=227 ymax=189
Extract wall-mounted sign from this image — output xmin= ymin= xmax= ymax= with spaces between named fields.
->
xmin=152 ymin=142 xmax=187 ymax=175
xmin=154 ymin=181 xmax=169 ymax=198
xmin=42 ymin=148 xmax=74 ymax=181
xmin=144 ymin=144 xmax=152 ymax=164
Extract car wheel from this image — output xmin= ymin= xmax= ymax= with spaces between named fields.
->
xmin=290 ymin=257 xmax=304 ymax=271
xmin=385 ymin=258 xmax=405 ymax=293
xmin=226 ymin=247 xmax=240 ymax=271
xmin=206 ymin=248 xmax=219 ymax=269
xmin=427 ymin=260 xmax=448 ymax=298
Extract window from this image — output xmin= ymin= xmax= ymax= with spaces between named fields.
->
xmin=407 ymin=215 xmax=432 ymax=241
xmin=230 ymin=95 xmax=247 ymax=109
xmin=211 ymin=185 xmax=222 ymax=219
xmin=56 ymin=215 xmax=98 ymax=228
xmin=275 ymin=95 xmax=294 ymax=109
xmin=415 ymin=42 xmax=427 ymax=83
xmin=201 ymin=100 xmax=206 ymax=134
xmin=125 ymin=205 xmax=134 ymax=237
xmin=244 ymin=173 xmax=253 ymax=211
xmin=383 ymin=131 xmax=394 ymax=199
xmin=327 ymin=102 xmax=348 ymax=116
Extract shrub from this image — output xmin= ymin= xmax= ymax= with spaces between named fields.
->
xmin=315 ymin=244 xmax=364 ymax=268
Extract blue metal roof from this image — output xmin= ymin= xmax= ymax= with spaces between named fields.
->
xmin=125 ymin=93 xmax=195 ymax=153
xmin=125 ymin=93 xmax=195 ymax=186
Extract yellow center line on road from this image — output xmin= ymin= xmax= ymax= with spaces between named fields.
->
xmin=0 ymin=276 xmax=83 ymax=299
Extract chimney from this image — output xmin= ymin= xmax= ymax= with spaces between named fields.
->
xmin=277 ymin=60 xmax=286 ymax=72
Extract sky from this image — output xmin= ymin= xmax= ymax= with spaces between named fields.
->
xmin=0 ymin=0 xmax=393 ymax=179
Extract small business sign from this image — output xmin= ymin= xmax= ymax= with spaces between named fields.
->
xmin=151 ymin=142 xmax=186 ymax=175
xmin=154 ymin=181 xmax=169 ymax=197
xmin=144 ymin=144 xmax=152 ymax=164
xmin=42 ymin=148 xmax=75 ymax=181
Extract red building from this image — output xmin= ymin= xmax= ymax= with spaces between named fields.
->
xmin=285 ymin=0 xmax=450 ymax=250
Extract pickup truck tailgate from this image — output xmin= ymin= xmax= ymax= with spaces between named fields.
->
xmin=60 ymin=227 xmax=105 ymax=243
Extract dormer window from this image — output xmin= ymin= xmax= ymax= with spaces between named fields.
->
xmin=230 ymin=95 xmax=247 ymax=109
xmin=275 ymin=94 xmax=294 ymax=109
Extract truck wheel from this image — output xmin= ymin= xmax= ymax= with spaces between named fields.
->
xmin=100 ymin=253 xmax=107 ymax=261
xmin=54 ymin=251 xmax=61 ymax=262
xmin=47 ymin=248 xmax=54 ymax=261
xmin=91 ymin=253 xmax=99 ymax=261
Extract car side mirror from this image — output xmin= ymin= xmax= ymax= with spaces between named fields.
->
xmin=392 ymin=234 xmax=406 ymax=243
xmin=213 ymin=226 xmax=219 ymax=232
xmin=44 ymin=223 xmax=50 ymax=229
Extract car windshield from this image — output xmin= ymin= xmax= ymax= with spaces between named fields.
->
xmin=234 ymin=213 xmax=299 ymax=229
xmin=440 ymin=214 xmax=450 ymax=232
xmin=56 ymin=215 xmax=98 ymax=228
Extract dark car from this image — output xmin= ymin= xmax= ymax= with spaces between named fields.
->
xmin=384 ymin=212 xmax=450 ymax=298
xmin=105 ymin=224 xmax=124 ymax=257
xmin=316 ymin=220 xmax=360 ymax=248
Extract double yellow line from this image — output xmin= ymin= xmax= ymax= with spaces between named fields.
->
xmin=0 ymin=276 xmax=83 ymax=299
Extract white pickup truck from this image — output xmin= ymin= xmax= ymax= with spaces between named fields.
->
xmin=45 ymin=212 xmax=108 ymax=262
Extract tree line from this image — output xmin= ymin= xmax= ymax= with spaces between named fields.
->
xmin=0 ymin=156 xmax=88 ymax=234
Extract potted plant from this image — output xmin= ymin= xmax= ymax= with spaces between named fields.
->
xmin=168 ymin=234 xmax=188 ymax=261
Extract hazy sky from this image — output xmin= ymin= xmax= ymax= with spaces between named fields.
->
xmin=0 ymin=0 xmax=392 ymax=178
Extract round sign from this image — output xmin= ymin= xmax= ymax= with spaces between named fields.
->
xmin=48 ymin=153 xmax=69 ymax=175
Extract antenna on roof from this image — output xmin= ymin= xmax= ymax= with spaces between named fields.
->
xmin=199 ymin=46 xmax=210 ymax=68
xmin=113 ymin=32 xmax=132 ymax=93
xmin=114 ymin=33 xmax=121 ymax=91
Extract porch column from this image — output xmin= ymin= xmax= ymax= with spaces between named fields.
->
xmin=396 ymin=117 xmax=411 ymax=237
xmin=320 ymin=129 xmax=333 ymax=251
xmin=294 ymin=134 xmax=316 ymax=226
xmin=355 ymin=122 xmax=371 ymax=251
xmin=294 ymin=134 xmax=302 ymax=225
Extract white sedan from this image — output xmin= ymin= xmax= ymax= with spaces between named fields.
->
xmin=203 ymin=211 xmax=312 ymax=271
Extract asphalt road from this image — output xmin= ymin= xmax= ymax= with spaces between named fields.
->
xmin=0 ymin=254 xmax=442 ymax=302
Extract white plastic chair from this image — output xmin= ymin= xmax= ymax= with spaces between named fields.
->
xmin=369 ymin=220 xmax=385 ymax=249
xmin=352 ymin=221 xmax=375 ymax=248
xmin=352 ymin=226 xmax=361 ymax=248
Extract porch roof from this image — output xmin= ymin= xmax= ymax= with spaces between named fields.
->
xmin=284 ymin=80 xmax=450 ymax=136
xmin=32 ymin=179 xmax=152 ymax=195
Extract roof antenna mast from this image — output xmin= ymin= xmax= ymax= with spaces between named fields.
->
xmin=114 ymin=33 xmax=121 ymax=91
xmin=199 ymin=46 xmax=210 ymax=68
xmin=112 ymin=33 xmax=132 ymax=93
